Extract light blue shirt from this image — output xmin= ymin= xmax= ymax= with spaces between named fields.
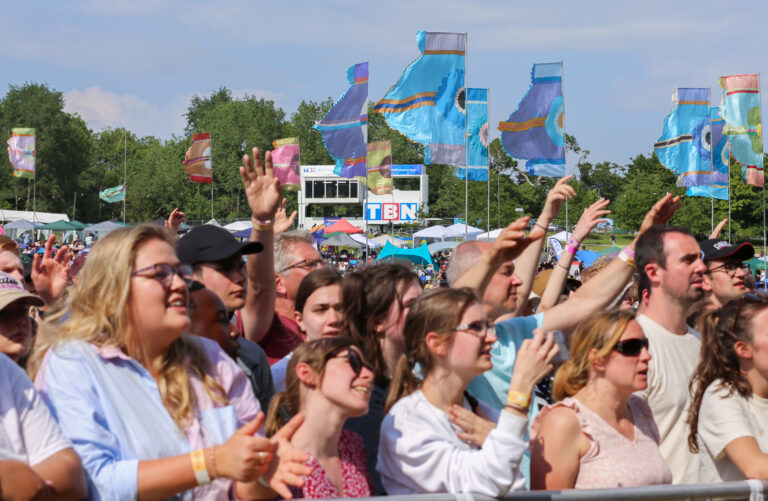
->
xmin=37 ymin=337 xmax=259 ymax=501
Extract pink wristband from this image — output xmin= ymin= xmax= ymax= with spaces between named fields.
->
xmin=622 ymin=246 xmax=635 ymax=258
xmin=565 ymin=244 xmax=578 ymax=255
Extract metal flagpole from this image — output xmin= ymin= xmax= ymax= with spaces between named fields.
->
xmin=758 ymin=73 xmax=766 ymax=286
xmin=486 ymin=87 xmax=490 ymax=233
xmin=559 ymin=61 xmax=568 ymax=236
xmin=210 ymin=134 xmax=214 ymax=221
xmin=123 ymin=128 xmax=127 ymax=223
xmin=709 ymin=88 xmax=714 ymax=234
xmin=728 ymin=150 xmax=732 ymax=244
xmin=464 ymin=32 xmax=469 ymax=239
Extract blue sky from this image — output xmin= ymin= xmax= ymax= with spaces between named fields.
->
xmin=3 ymin=0 xmax=767 ymax=172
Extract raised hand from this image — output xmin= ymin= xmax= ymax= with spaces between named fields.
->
xmin=164 ymin=208 xmax=187 ymax=235
xmin=449 ymin=404 xmax=496 ymax=447
xmin=508 ymin=329 xmax=559 ymax=397
xmin=490 ymin=216 xmax=545 ymax=265
xmin=572 ymin=198 xmax=611 ymax=242
xmin=274 ymin=198 xmax=297 ymax=234
xmin=31 ymin=234 xmax=72 ymax=307
xmin=638 ymin=193 xmax=682 ymax=237
xmin=710 ymin=218 xmax=728 ymax=240
xmin=240 ymin=147 xmax=282 ymax=223
xmin=539 ymin=176 xmax=576 ymax=223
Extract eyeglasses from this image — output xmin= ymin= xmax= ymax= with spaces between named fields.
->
xmin=706 ymin=263 xmax=751 ymax=277
xmin=613 ymin=338 xmax=649 ymax=357
xmin=279 ymin=258 xmax=325 ymax=274
xmin=454 ymin=320 xmax=496 ymax=340
xmin=325 ymin=346 xmax=373 ymax=376
xmin=132 ymin=263 xmax=194 ymax=288
xmin=732 ymin=292 xmax=763 ymax=332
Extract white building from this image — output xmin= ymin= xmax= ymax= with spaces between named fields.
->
xmin=298 ymin=164 xmax=428 ymax=231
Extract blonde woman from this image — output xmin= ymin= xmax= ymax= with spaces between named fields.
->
xmin=30 ymin=224 xmax=309 ymax=500
xmin=530 ymin=310 xmax=671 ymax=489
xmin=266 ymin=338 xmax=374 ymax=498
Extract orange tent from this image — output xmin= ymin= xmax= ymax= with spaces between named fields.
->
xmin=323 ymin=217 xmax=364 ymax=234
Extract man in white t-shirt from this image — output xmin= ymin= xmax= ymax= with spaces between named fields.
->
xmin=635 ymin=225 xmax=707 ymax=484
xmin=0 ymin=353 xmax=86 ymax=499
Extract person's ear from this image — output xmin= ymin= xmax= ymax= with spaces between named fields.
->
xmin=644 ymin=263 xmax=662 ymax=286
xmin=425 ymin=331 xmax=448 ymax=356
xmin=734 ymin=340 xmax=753 ymax=359
xmin=296 ymin=362 xmax=317 ymax=387
xmin=275 ymin=273 xmax=288 ymax=295
xmin=588 ymin=348 xmax=607 ymax=372
xmin=294 ymin=310 xmax=304 ymax=333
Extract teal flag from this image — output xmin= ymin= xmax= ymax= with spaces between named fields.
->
xmin=454 ymin=88 xmax=489 ymax=181
xmin=99 ymin=184 xmax=125 ymax=203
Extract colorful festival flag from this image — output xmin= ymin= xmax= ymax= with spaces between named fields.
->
xmin=498 ymin=63 xmax=565 ymax=177
xmin=719 ymin=74 xmax=763 ymax=187
xmin=99 ymin=183 xmax=125 ymax=203
xmin=654 ymin=88 xmax=711 ymax=186
xmin=6 ymin=128 xmax=35 ymax=179
xmin=687 ymin=107 xmax=730 ymax=200
xmin=272 ymin=137 xmax=301 ymax=190
xmin=183 ymin=133 xmax=212 ymax=183
xmin=367 ymin=141 xmax=393 ymax=195
xmin=374 ymin=31 xmax=466 ymax=166
xmin=454 ymin=88 xmax=489 ymax=181
xmin=315 ymin=62 xmax=368 ymax=178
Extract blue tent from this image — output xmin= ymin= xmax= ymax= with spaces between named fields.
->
xmin=375 ymin=242 xmax=435 ymax=267
xmin=576 ymin=249 xmax=601 ymax=268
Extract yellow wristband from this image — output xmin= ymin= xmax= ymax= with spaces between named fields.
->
xmin=506 ymin=390 xmax=531 ymax=410
xmin=191 ymin=449 xmax=211 ymax=486
xmin=252 ymin=221 xmax=275 ymax=231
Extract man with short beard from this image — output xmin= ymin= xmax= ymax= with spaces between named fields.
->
xmin=699 ymin=238 xmax=754 ymax=308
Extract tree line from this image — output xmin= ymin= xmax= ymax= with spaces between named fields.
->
xmin=0 ymin=82 xmax=764 ymax=242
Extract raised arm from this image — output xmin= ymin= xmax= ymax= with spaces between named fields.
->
xmin=513 ymin=176 xmax=575 ymax=316
xmin=454 ymin=217 xmax=545 ymax=294
xmin=31 ymin=234 xmax=72 ymax=310
xmin=537 ymin=198 xmax=610 ymax=312
xmin=541 ymin=193 xmax=681 ymax=334
xmin=239 ymin=147 xmax=282 ymax=343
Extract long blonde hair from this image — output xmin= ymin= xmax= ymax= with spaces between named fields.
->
xmin=30 ymin=224 xmax=226 ymax=428
xmin=552 ymin=309 xmax=635 ymax=401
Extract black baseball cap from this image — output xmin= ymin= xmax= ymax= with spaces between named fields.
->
xmin=699 ymin=239 xmax=754 ymax=262
xmin=177 ymin=225 xmax=263 ymax=265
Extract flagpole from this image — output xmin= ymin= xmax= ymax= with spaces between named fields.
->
xmin=758 ymin=73 xmax=766 ymax=287
xmin=560 ymin=61 xmax=568 ymax=237
xmin=464 ymin=32 xmax=469 ymax=239
xmin=123 ymin=128 xmax=127 ymax=223
xmin=486 ymin=87 xmax=491 ymax=233
xmin=210 ymin=134 xmax=215 ymax=221
xmin=709 ymin=88 xmax=714 ymax=234
xmin=728 ymin=149 xmax=732 ymax=244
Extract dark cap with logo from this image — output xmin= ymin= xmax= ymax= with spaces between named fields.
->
xmin=177 ymin=224 xmax=263 ymax=265
xmin=699 ymin=239 xmax=754 ymax=262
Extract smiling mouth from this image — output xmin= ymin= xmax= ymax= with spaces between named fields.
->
xmin=353 ymin=385 xmax=370 ymax=394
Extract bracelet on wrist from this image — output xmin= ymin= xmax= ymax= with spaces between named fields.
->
xmin=567 ymin=238 xmax=581 ymax=249
xmin=534 ymin=223 xmax=548 ymax=232
xmin=622 ymin=246 xmax=636 ymax=259
xmin=618 ymin=248 xmax=636 ymax=267
xmin=565 ymin=244 xmax=578 ymax=255
xmin=506 ymin=390 xmax=531 ymax=411
xmin=252 ymin=220 xmax=275 ymax=231
xmin=190 ymin=449 xmax=211 ymax=486
xmin=208 ymin=447 xmax=217 ymax=480
xmin=557 ymin=262 xmax=570 ymax=272
xmin=504 ymin=402 xmax=528 ymax=413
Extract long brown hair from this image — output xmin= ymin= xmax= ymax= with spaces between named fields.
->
xmin=552 ymin=310 xmax=635 ymax=401
xmin=343 ymin=263 xmax=420 ymax=385
xmin=384 ymin=287 xmax=478 ymax=414
xmin=265 ymin=337 xmax=358 ymax=437
xmin=687 ymin=294 xmax=768 ymax=453
xmin=30 ymin=224 xmax=226 ymax=428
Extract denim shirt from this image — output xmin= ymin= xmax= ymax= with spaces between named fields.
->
xmin=36 ymin=336 xmax=261 ymax=500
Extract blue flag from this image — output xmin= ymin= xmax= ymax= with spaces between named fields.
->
xmin=498 ymin=63 xmax=565 ymax=177
xmin=314 ymin=62 xmax=368 ymax=178
xmin=719 ymin=74 xmax=763 ymax=187
xmin=454 ymin=88 xmax=489 ymax=181
xmin=686 ymin=107 xmax=730 ymax=200
xmin=654 ymin=88 xmax=711 ymax=186
xmin=374 ymin=31 xmax=466 ymax=166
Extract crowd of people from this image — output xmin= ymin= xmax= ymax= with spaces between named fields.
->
xmin=1 ymin=147 xmax=767 ymax=500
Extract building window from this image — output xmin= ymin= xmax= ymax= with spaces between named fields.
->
xmin=325 ymin=180 xmax=337 ymax=198
xmin=313 ymin=180 xmax=324 ymax=198
xmin=304 ymin=180 xmax=313 ymax=197
xmin=338 ymin=180 xmax=349 ymax=198
xmin=350 ymin=181 xmax=358 ymax=198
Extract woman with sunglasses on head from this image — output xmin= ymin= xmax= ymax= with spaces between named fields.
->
xmin=342 ymin=262 xmax=422 ymax=494
xmin=378 ymin=287 xmax=558 ymax=495
xmin=529 ymin=310 xmax=671 ymax=489
xmin=688 ymin=293 xmax=768 ymax=481
xmin=265 ymin=337 xmax=374 ymax=498
xmin=29 ymin=224 xmax=310 ymax=500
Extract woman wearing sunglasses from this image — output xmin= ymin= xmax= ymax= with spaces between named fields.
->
xmin=265 ymin=337 xmax=374 ymax=498
xmin=378 ymin=287 xmax=558 ymax=495
xmin=530 ymin=310 xmax=671 ymax=489
xmin=29 ymin=224 xmax=310 ymax=500
xmin=688 ymin=293 xmax=768 ymax=481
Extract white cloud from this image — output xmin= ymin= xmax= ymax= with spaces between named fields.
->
xmin=63 ymin=86 xmax=290 ymax=139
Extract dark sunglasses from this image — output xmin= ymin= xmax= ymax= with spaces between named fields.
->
xmin=326 ymin=346 xmax=373 ymax=376
xmin=732 ymin=292 xmax=763 ymax=332
xmin=613 ymin=338 xmax=649 ymax=357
